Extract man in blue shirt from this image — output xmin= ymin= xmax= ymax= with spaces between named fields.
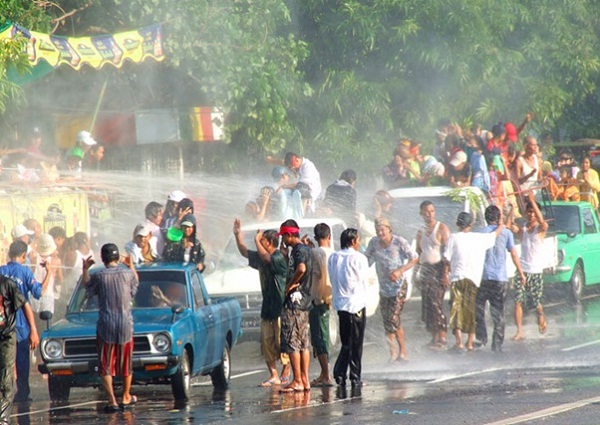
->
xmin=475 ymin=206 xmax=525 ymax=352
xmin=0 ymin=241 xmax=50 ymax=402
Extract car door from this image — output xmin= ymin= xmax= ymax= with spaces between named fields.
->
xmin=190 ymin=270 xmax=218 ymax=369
xmin=580 ymin=207 xmax=600 ymax=284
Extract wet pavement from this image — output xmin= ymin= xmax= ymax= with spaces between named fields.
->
xmin=12 ymin=289 xmax=600 ymax=424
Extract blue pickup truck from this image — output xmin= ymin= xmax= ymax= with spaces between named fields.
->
xmin=37 ymin=262 xmax=242 ymax=402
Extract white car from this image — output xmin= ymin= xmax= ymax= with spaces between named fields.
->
xmin=203 ymin=217 xmax=381 ymax=344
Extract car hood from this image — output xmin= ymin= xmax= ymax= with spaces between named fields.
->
xmin=42 ymin=309 xmax=177 ymax=339
xmin=204 ymin=267 xmax=261 ymax=295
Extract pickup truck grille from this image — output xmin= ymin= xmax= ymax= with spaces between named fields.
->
xmin=64 ymin=336 xmax=151 ymax=357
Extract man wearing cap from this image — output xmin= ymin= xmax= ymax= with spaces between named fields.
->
xmin=161 ymin=190 xmax=187 ymax=230
xmin=443 ymin=212 xmax=503 ymax=352
xmin=11 ymin=225 xmax=33 ymax=246
xmin=0 ymin=241 xmax=50 ymax=403
xmin=448 ymin=150 xmax=472 ymax=188
xmin=125 ymin=223 xmax=158 ymax=265
xmin=233 ymin=218 xmax=290 ymax=387
xmin=278 ymin=219 xmax=313 ymax=392
xmin=365 ymin=217 xmax=418 ymax=362
xmin=82 ymin=243 xmax=138 ymax=412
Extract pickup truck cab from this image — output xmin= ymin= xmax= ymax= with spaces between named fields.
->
xmin=542 ymin=201 xmax=600 ymax=302
xmin=38 ymin=262 xmax=242 ymax=402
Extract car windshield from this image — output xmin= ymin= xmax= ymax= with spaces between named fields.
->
xmin=391 ymin=195 xmax=485 ymax=241
xmin=543 ymin=204 xmax=581 ymax=234
xmin=69 ymin=269 xmax=188 ymax=312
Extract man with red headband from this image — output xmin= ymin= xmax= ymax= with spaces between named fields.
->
xmin=277 ymin=219 xmax=313 ymax=393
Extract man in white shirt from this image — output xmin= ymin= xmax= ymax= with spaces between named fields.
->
xmin=284 ymin=152 xmax=322 ymax=214
xmin=328 ymin=228 xmax=369 ymax=390
xmin=443 ymin=212 xmax=502 ymax=351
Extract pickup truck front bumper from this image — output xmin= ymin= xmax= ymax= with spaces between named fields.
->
xmin=39 ymin=355 xmax=180 ymax=375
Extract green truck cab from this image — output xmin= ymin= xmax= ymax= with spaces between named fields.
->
xmin=542 ymin=201 xmax=600 ymax=302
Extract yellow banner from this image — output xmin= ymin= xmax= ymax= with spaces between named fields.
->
xmin=0 ymin=22 xmax=164 ymax=70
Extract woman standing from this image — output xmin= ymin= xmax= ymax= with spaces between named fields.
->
xmin=365 ymin=217 xmax=418 ymax=362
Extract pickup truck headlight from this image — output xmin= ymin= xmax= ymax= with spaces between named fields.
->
xmin=152 ymin=333 xmax=171 ymax=353
xmin=557 ymin=249 xmax=565 ymax=265
xmin=43 ymin=339 xmax=63 ymax=359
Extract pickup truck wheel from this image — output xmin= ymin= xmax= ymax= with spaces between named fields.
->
xmin=211 ymin=344 xmax=230 ymax=391
xmin=171 ymin=350 xmax=191 ymax=400
xmin=571 ymin=262 xmax=584 ymax=304
xmin=48 ymin=376 xmax=70 ymax=402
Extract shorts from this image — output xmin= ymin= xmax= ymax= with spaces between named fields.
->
xmin=260 ymin=318 xmax=289 ymax=365
xmin=514 ymin=272 xmax=543 ymax=310
xmin=98 ymin=336 xmax=134 ymax=377
xmin=309 ymin=303 xmax=330 ymax=357
xmin=380 ymin=292 xmax=406 ymax=334
xmin=280 ymin=307 xmax=310 ymax=354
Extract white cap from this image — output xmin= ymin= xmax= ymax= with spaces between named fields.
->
xmin=37 ymin=234 xmax=57 ymax=256
xmin=76 ymin=130 xmax=97 ymax=146
xmin=167 ymin=190 xmax=186 ymax=202
xmin=134 ymin=223 xmax=151 ymax=237
xmin=12 ymin=224 xmax=34 ymax=239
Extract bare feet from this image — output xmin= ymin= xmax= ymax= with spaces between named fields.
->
xmin=511 ymin=333 xmax=525 ymax=341
xmin=538 ymin=316 xmax=547 ymax=334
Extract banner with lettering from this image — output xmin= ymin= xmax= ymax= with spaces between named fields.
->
xmin=0 ymin=21 xmax=165 ymax=70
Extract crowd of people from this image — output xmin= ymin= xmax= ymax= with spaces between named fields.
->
xmin=0 ymin=113 xmax=594 ymax=419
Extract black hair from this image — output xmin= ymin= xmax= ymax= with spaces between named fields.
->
xmin=101 ymin=243 xmax=120 ymax=263
xmin=284 ymin=152 xmax=298 ymax=166
xmin=456 ymin=212 xmax=474 ymax=229
xmin=525 ymin=201 xmax=541 ymax=211
xmin=340 ymin=228 xmax=359 ymax=249
xmin=145 ymin=201 xmax=163 ymax=220
xmin=48 ymin=226 xmax=67 ymax=240
xmin=485 ymin=205 xmax=501 ymax=224
xmin=340 ymin=169 xmax=357 ymax=185
xmin=314 ymin=223 xmax=331 ymax=241
xmin=280 ymin=219 xmax=299 ymax=229
xmin=177 ymin=198 xmax=194 ymax=214
xmin=420 ymin=200 xmax=434 ymax=211
xmin=263 ymin=230 xmax=279 ymax=246
xmin=8 ymin=241 xmax=27 ymax=259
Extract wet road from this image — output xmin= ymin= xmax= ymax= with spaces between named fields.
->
xmin=13 ymin=288 xmax=600 ymax=425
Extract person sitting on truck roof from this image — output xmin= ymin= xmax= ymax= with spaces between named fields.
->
xmin=577 ymin=155 xmax=600 ymax=209
xmin=124 ymin=223 xmax=158 ymax=265
xmin=555 ymin=165 xmax=581 ymax=202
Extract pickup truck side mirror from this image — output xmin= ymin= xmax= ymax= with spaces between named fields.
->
xmin=39 ymin=311 xmax=53 ymax=330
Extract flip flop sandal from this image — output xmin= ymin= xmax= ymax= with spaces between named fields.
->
xmin=259 ymin=378 xmax=279 ymax=387
xmin=119 ymin=395 xmax=138 ymax=409
xmin=103 ymin=404 xmax=120 ymax=413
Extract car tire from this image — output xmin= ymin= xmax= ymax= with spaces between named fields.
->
xmin=571 ymin=262 xmax=585 ymax=304
xmin=48 ymin=376 xmax=70 ymax=402
xmin=329 ymin=309 xmax=339 ymax=347
xmin=211 ymin=343 xmax=230 ymax=391
xmin=171 ymin=349 xmax=191 ymax=401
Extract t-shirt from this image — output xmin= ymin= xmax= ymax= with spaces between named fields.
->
xmin=365 ymin=235 xmax=418 ymax=297
xmin=479 ymin=225 xmax=515 ymax=282
xmin=0 ymin=276 xmax=27 ymax=339
xmin=284 ymin=243 xmax=313 ymax=311
xmin=87 ymin=265 xmax=139 ymax=344
xmin=248 ymin=250 xmax=287 ymax=321
xmin=444 ymin=232 xmax=497 ymax=287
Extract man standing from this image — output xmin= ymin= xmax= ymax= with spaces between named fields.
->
xmin=144 ymin=201 xmax=165 ymax=255
xmin=278 ymin=219 xmax=313 ymax=392
xmin=233 ymin=218 xmax=290 ymax=386
xmin=515 ymin=136 xmax=541 ymax=190
xmin=306 ymin=223 xmax=334 ymax=387
xmin=0 ymin=275 xmax=38 ymax=424
xmin=509 ymin=192 xmax=549 ymax=340
xmin=82 ymin=244 xmax=138 ymax=412
xmin=444 ymin=213 xmax=502 ymax=351
xmin=475 ymin=206 xmax=526 ymax=352
xmin=328 ymin=228 xmax=369 ymax=389
xmin=0 ymin=241 xmax=50 ymax=403
xmin=415 ymin=201 xmax=451 ymax=349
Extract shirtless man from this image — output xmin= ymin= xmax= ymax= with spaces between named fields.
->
xmin=515 ymin=136 xmax=541 ymax=191
xmin=415 ymin=201 xmax=451 ymax=349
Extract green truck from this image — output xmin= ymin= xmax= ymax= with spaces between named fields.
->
xmin=542 ymin=200 xmax=600 ymax=302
